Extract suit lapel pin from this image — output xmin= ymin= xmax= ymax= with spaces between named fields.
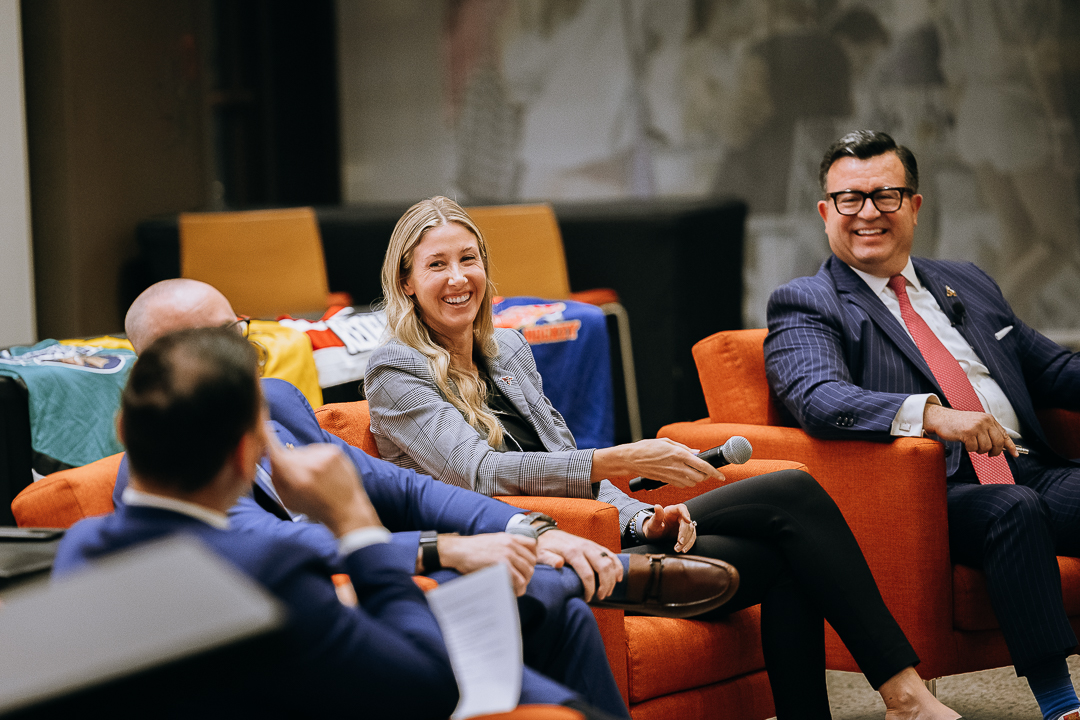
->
xmin=945 ymin=285 xmax=958 ymax=297
xmin=500 ymin=375 xmax=515 ymax=387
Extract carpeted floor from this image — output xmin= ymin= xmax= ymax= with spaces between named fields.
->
xmin=824 ymin=657 xmax=1080 ymax=719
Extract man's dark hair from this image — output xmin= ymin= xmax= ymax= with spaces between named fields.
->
xmin=120 ymin=327 xmax=261 ymax=493
xmin=819 ymin=130 xmax=919 ymax=194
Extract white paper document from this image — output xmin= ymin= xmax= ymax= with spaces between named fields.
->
xmin=425 ymin=563 xmax=523 ymax=720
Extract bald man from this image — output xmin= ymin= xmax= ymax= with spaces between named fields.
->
xmin=124 ymin=279 xmax=240 ymax=353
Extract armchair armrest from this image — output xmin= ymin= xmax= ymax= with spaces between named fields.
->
xmin=497 ymin=497 xmax=620 ymax=553
xmin=12 ymin=453 xmax=121 ymax=528
xmin=1036 ymin=408 xmax=1080 ymax=460
xmin=659 ymin=420 xmax=958 ymax=676
xmin=314 ymin=401 xmax=380 ymax=457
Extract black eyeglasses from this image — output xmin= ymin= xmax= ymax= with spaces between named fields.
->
xmin=221 ymin=316 xmax=251 ymax=338
xmin=221 ymin=316 xmax=268 ymax=370
xmin=827 ymin=187 xmax=914 ymax=215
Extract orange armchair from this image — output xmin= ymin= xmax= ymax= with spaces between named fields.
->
xmin=314 ymin=399 xmax=814 ymax=720
xmin=659 ymin=328 xmax=1080 ymax=682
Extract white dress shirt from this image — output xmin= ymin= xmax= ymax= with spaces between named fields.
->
xmin=123 ymin=486 xmax=231 ymax=529
xmin=848 ymin=260 xmax=1022 ymax=440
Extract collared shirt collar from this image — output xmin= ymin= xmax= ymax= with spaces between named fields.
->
xmin=122 ymin=486 xmax=230 ymax=530
xmin=847 ymin=258 xmax=920 ymax=297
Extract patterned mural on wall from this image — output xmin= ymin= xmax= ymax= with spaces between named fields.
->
xmin=402 ymin=0 xmax=1080 ymax=331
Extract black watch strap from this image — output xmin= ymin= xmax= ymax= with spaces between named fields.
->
xmin=419 ymin=530 xmax=440 ymax=572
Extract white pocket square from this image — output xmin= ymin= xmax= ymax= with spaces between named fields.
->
xmin=995 ymin=325 xmax=1014 ymax=340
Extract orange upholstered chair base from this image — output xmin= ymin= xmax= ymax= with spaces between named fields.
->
xmin=660 ymin=328 xmax=1080 ymax=681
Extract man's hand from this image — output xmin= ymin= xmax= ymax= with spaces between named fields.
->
xmin=435 ymin=533 xmax=537 ymax=596
xmin=641 ymin=503 xmax=697 ymax=553
xmin=592 ymin=438 xmax=724 ymax=488
xmin=923 ymin=404 xmax=1018 ymax=457
xmin=535 ymin=529 xmax=622 ymax=602
xmin=268 ymin=436 xmax=382 ymax=537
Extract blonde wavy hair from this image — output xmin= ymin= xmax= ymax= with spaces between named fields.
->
xmin=380 ymin=196 xmax=504 ymax=448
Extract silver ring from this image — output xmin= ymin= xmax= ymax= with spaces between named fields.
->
xmin=690 ymin=521 xmax=698 ymax=528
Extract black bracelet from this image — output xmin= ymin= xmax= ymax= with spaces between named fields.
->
xmin=627 ymin=509 xmax=654 ymax=545
xmin=419 ymin=530 xmax=440 ymax=572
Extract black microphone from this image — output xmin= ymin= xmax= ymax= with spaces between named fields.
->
xmin=628 ymin=436 xmax=753 ymax=491
xmin=951 ymin=299 xmax=966 ymax=326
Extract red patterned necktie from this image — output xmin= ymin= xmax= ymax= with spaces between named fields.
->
xmin=887 ymin=275 xmax=1014 ymax=485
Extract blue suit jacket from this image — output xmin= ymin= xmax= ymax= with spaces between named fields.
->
xmin=53 ymin=504 xmax=458 ymax=718
xmin=112 ymin=379 xmax=524 ymax=571
xmin=765 ymin=255 xmax=1080 ymax=477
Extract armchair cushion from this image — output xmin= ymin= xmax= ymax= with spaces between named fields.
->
xmin=12 ymin=453 xmax=121 ymax=528
xmin=625 ymin=609 xmax=765 ymax=703
xmin=314 ymin=401 xmax=380 ymax=457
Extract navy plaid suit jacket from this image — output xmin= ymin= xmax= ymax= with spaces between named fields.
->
xmin=764 ymin=255 xmax=1080 ymax=477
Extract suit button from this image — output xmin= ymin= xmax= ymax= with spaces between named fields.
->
xmin=836 ymin=413 xmax=855 ymax=427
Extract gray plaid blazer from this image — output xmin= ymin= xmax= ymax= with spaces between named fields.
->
xmin=364 ymin=329 xmax=650 ymax=534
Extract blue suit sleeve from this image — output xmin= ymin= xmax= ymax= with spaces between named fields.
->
xmin=765 ymin=277 xmax=908 ymax=437
xmin=1007 ymin=316 xmax=1080 ymax=410
xmin=262 ymin=378 xmax=522 ymax=536
xmin=52 ymin=518 xmax=102 ymax=577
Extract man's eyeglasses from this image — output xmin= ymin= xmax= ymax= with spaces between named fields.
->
xmin=827 ymin=187 xmax=914 ymax=216
xmin=222 ymin=316 xmax=268 ymax=370
xmin=222 ymin=316 xmax=251 ymax=338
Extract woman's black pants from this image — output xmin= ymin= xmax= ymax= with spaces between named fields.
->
xmin=627 ymin=469 xmax=919 ymax=719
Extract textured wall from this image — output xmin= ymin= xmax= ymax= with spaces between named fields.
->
xmin=337 ymin=0 xmax=1080 ymax=333
xmin=0 ymin=0 xmax=34 ymax=347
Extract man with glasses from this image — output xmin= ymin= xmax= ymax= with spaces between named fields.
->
xmin=764 ymin=130 xmax=1080 ymax=720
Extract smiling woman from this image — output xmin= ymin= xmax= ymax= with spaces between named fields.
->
xmin=403 ymin=223 xmax=488 ymax=364
xmin=377 ymin=196 xmax=505 ymax=449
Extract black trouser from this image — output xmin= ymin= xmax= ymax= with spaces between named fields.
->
xmin=627 ymin=470 xmax=919 ymax=720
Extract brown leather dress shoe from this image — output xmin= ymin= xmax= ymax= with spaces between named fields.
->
xmin=591 ymin=553 xmax=739 ymax=619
